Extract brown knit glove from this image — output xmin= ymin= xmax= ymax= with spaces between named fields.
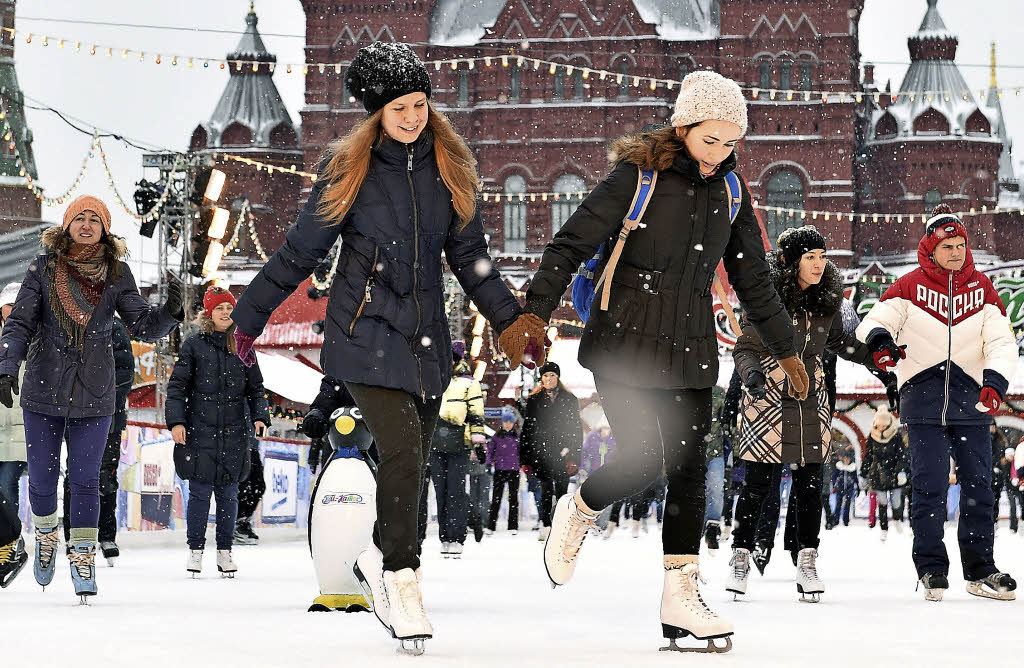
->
xmin=499 ymin=313 xmax=549 ymax=370
xmin=777 ymin=355 xmax=809 ymax=400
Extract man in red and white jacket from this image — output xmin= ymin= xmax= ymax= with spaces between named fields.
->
xmin=857 ymin=205 xmax=1017 ymax=602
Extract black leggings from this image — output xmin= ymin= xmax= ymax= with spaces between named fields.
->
xmin=538 ymin=470 xmax=570 ymax=527
xmin=345 ymin=382 xmax=441 ymax=572
xmin=733 ymin=461 xmax=823 ymax=552
xmin=488 ymin=469 xmax=520 ymax=531
xmin=237 ymin=450 xmax=266 ymax=521
xmin=580 ymin=378 xmax=709 ymax=555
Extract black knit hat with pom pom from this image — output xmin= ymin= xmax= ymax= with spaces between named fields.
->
xmin=777 ymin=225 xmax=827 ymax=266
xmin=345 ymin=42 xmax=432 ymax=115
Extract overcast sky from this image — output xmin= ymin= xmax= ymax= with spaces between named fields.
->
xmin=10 ymin=0 xmax=1024 ymax=281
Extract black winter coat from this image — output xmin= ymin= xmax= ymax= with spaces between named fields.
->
xmin=0 ymin=228 xmax=179 ymax=418
xmin=862 ymin=432 xmax=908 ymax=491
xmin=734 ymin=258 xmax=873 ymax=465
xmin=166 ymin=326 xmax=271 ymax=485
xmin=231 ymin=132 xmax=521 ymax=400
xmin=524 ymin=134 xmax=795 ymax=389
xmin=110 ymin=318 xmax=134 ymax=435
xmin=519 ymin=387 xmax=583 ymax=479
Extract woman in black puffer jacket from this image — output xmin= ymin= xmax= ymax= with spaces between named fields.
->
xmin=862 ymin=406 xmax=908 ymax=536
xmin=166 ymin=287 xmax=269 ymax=576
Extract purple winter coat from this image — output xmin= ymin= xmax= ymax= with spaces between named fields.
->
xmin=486 ymin=428 xmax=520 ymax=471
xmin=581 ymin=430 xmax=616 ymax=473
xmin=0 ymin=232 xmax=179 ymax=419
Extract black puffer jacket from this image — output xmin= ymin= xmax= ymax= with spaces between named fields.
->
xmin=862 ymin=418 xmax=908 ymax=491
xmin=519 ymin=386 xmax=583 ymax=478
xmin=166 ymin=320 xmax=271 ymax=485
xmin=524 ymin=129 xmax=795 ymax=389
xmin=110 ymin=318 xmax=134 ymax=434
xmin=231 ymin=131 xmax=521 ymax=400
xmin=734 ymin=257 xmax=873 ymax=465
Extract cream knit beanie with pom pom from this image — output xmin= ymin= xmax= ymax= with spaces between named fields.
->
xmin=670 ymin=70 xmax=748 ymax=136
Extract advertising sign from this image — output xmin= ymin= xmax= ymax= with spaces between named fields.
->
xmin=262 ymin=451 xmax=299 ymax=524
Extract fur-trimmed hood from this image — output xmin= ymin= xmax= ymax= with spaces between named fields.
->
xmin=870 ymin=407 xmax=899 ymax=443
xmin=42 ymin=225 xmax=128 ymax=261
xmin=767 ymin=253 xmax=843 ymax=318
xmin=606 ymin=126 xmax=738 ymax=178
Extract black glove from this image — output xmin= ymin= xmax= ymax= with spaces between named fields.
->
xmin=301 ymin=408 xmax=329 ymax=439
xmin=744 ymin=371 xmax=767 ymax=401
xmin=308 ymin=437 xmax=323 ymax=473
xmin=0 ymin=374 xmax=18 ymax=409
xmin=165 ymin=280 xmax=185 ymax=320
xmin=868 ymin=332 xmax=906 ymax=371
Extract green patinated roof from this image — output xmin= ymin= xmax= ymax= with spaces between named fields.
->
xmin=0 ymin=62 xmax=38 ymax=180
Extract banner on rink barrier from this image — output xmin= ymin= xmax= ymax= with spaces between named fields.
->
xmin=262 ymin=451 xmax=300 ymax=524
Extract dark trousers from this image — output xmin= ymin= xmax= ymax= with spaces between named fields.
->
xmin=1000 ymin=486 xmax=1022 ymax=532
xmin=24 ymin=410 xmax=111 ymax=529
xmin=832 ymin=483 xmax=855 ymax=526
xmin=63 ymin=431 xmax=122 ymax=543
xmin=722 ymin=479 xmax=742 ymax=525
xmin=237 ymin=449 xmax=266 ymax=522
xmin=429 ymin=449 xmax=469 ymax=545
xmin=609 ymin=484 xmax=656 ymax=524
xmin=345 ymin=383 xmax=441 ymax=573
xmin=537 ymin=469 xmax=570 ymax=527
xmin=752 ymin=464 xmax=800 ymax=553
xmin=186 ymin=481 xmax=239 ymax=550
xmin=488 ymin=469 xmax=520 ymax=531
xmin=0 ymin=486 xmax=20 ymax=546
xmin=467 ymin=471 xmax=491 ymax=536
xmin=734 ymin=462 xmax=822 ymax=552
xmin=0 ymin=461 xmax=26 ymax=516
xmin=580 ymin=378 xmax=709 ymax=555
xmin=908 ymin=423 xmax=996 ymax=580
xmin=417 ymin=463 xmax=430 ymax=550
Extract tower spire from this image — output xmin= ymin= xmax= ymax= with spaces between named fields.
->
xmin=990 ymin=42 xmax=997 ymax=89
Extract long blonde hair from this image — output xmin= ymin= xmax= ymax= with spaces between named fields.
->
xmin=318 ymin=100 xmax=479 ymax=228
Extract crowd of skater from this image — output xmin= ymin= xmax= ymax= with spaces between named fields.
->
xmin=0 ymin=40 xmax=1021 ymax=656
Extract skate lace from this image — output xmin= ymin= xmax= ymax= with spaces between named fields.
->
xmin=797 ymin=549 xmax=819 ymax=581
xmin=729 ymin=550 xmax=749 ymax=581
xmin=397 ymin=578 xmax=428 ymax=620
xmin=560 ymin=505 xmax=597 ymax=563
xmin=673 ymin=566 xmax=719 ymax=620
xmin=68 ymin=547 xmax=94 ymax=580
xmin=36 ymin=529 xmax=59 ymax=568
xmin=0 ymin=539 xmax=15 ymax=562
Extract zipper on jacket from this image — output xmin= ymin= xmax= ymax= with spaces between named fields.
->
xmin=348 ymin=248 xmax=379 ymax=336
xmin=797 ymin=312 xmax=811 ymax=467
xmin=406 ymin=143 xmax=425 ymax=399
xmin=941 ymin=272 xmax=953 ymax=426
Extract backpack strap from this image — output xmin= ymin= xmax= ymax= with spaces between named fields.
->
xmin=724 ymin=171 xmax=742 ymax=223
xmin=594 ymin=167 xmax=657 ymax=313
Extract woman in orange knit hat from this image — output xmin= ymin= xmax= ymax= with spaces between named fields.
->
xmin=0 ymin=195 xmax=183 ymax=603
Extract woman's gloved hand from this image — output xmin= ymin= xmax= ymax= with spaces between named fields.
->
xmin=0 ymin=374 xmax=19 ymax=409
xmin=777 ymin=355 xmax=809 ymax=400
xmin=165 ymin=279 xmax=185 ymax=321
xmin=234 ymin=329 xmax=258 ymax=367
xmin=744 ymin=371 xmax=767 ymax=401
xmin=498 ymin=313 xmax=549 ymax=370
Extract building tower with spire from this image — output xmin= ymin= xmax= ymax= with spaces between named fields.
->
xmin=0 ymin=0 xmax=44 ymax=236
xmin=189 ymin=2 xmax=303 ymax=270
xmin=857 ymin=0 xmax=1005 ymax=262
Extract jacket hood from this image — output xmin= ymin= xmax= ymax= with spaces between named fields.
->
xmin=42 ymin=225 xmax=128 ymax=261
xmin=917 ymin=228 xmax=976 ymax=289
xmin=607 ymin=127 xmax=737 ymax=182
xmin=870 ymin=407 xmax=899 ymax=443
xmin=767 ymin=253 xmax=843 ymax=318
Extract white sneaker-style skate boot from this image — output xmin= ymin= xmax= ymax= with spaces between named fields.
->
xmin=186 ymin=549 xmax=203 ymax=578
xmin=725 ymin=548 xmax=751 ymax=599
xmin=796 ymin=548 xmax=825 ymax=602
xmin=893 ymin=520 xmax=904 ymax=534
xmin=543 ymin=490 xmax=600 ymax=587
xmin=354 ymin=546 xmax=388 ymax=627
xmin=660 ymin=557 xmax=733 ymax=653
xmin=603 ymin=521 xmax=616 ymax=540
xmin=383 ymin=568 xmax=433 ymax=655
xmin=632 ymin=519 xmax=640 ymax=538
xmin=538 ymin=526 xmax=549 ymax=542
xmin=449 ymin=543 xmax=463 ymax=559
xmin=880 ymin=529 xmax=888 ymax=543
xmin=216 ymin=549 xmax=237 ymax=578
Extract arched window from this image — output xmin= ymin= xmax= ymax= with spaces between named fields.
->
xmin=552 ymin=174 xmax=586 ymax=234
xmin=617 ymin=60 xmax=630 ymax=99
xmin=800 ymin=60 xmax=813 ymax=91
xmin=553 ymin=65 xmax=565 ymax=100
xmin=503 ymin=175 xmax=528 ymax=253
xmin=510 ymin=63 xmax=521 ymax=103
xmin=190 ymin=126 xmax=209 ymax=152
xmin=764 ymin=169 xmax=804 ymax=245
xmin=572 ymin=68 xmax=585 ymax=100
xmin=458 ymin=71 xmax=469 ymax=106
xmin=875 ymin=112 xmax=898 ymax=138
xmin=759 ymin=59 xmax=772 ymax=90
xmin=779 ymin=58 xmax=792 ymax=91
xmin=923 ymin=189 xmax=943 ymax=214
xmin=964 ymin=109 xmax=991 ymax=135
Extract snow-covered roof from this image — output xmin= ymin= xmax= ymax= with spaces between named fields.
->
xmin=196 ymin=9 xmax=298 ymax=149
xmin=255 ymin=351 xmax=323 ymax=405
xmin=428 ymin=0 xmax=719 ymax=45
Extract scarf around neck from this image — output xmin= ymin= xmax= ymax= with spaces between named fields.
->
xmin=49 ymin=243 xmax=109 ymax=349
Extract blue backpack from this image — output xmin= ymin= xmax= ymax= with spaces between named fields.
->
xmin=571 ymin=168 xmax=743 ymax=322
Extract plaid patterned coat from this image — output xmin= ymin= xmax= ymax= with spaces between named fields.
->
xmin=733 ymin=258 xmax=873 ymax=465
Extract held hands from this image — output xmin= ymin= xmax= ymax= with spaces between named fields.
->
xmin=897 ymin=471 xmax=908 ymax=487
xmin=165 ymin=280 xmax=185 ymax=320
xmin=978 ymin=386 xmax=1002 ymax=413
xmin=0 ymin=374 xmax=18 ymax=409
xmin=234 ymin=329 xmax=258 ymax=367
xmin=744 ymin=371 xmax=768 ymax=401
xmin=777 ymin=355 xmax=810 ymax=400
xmin=498 ymin=313 xmax=550 ymax=370
xmin=870 ymin=334 xmax=907 ymax=371
xmin=171 ymin=424 xmax=186 ymax=444
xmin=254 ymin=421 xmax=267 ymax=437
xmin=301 ymin=408 xmax=328 ymax=439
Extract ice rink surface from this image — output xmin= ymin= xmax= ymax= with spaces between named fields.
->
xmin=5 ymin=522 xmax=1022 ymax=667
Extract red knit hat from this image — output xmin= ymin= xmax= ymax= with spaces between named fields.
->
xmin=203 ymin=286 xmax=236 ymax=316
xmin=62 ymin=195 xmax=112 ymax=234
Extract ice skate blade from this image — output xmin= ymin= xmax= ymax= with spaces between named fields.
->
xmin=660 ymin=627 xmax=732 ymax=654
xmin=218 ymin=570 xmax=236 ymax=579
xmin=79 ymin=595 xmax=92 ymax=606
xmin=0 ymin=554 xmax=28 ymax=588
xmin=966 ymin=582 xmax=1016 ymax=601
xmin=726 ymin=588 xmax=745 ymax=601
xmin=799 ymin=592 xmax=821 ymax=603
xmin=397 ymin=638 xmax=428 ymax=656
